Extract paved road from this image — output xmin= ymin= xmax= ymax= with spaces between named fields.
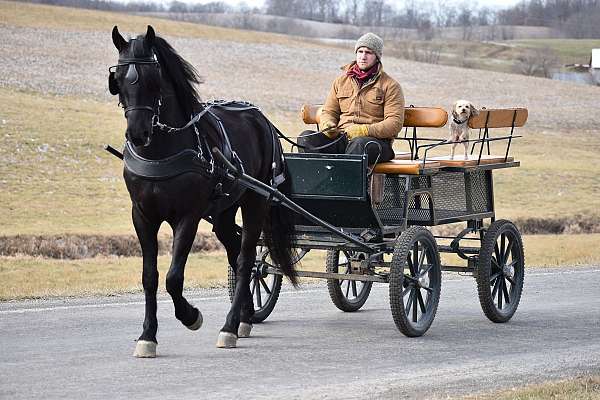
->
xmin=1 ymin=267 xmax=599 ymax=399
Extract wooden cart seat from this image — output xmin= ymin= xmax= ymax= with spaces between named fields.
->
xmin=394 ymin=151 xmax=412 ymax=160
xmin=428 ymin=154 xmax=515 ymax=167
xmin=468 ymin=108 xmax=528 ymax=129
xmin=301 ymin=104 xmax=448 ymax=128
xmin=373 ymin=159 xmax=440 ymax=175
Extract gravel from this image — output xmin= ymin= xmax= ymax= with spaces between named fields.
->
xmin=1 ymin=25 xmax=599 ymax=131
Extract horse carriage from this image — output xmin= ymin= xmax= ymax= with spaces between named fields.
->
xmin=107 ymin=26 xmax=527 ymax=355
xmin=228 ymin=104 xmax=528 ymax=337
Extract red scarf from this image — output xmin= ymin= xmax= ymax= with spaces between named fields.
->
xmin=346 ymin=62 xmax=379 ymax=86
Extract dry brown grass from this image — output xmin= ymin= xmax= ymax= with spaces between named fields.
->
xmin=440 ymin=233 xmax=600 ymax=268
xmin=0 ymin=233 xmax=221 ymax=258
xmin=0 ymin=0 xmax=299 ymax=45
xmin=0 ymin=248 xmax=328 ymax=300
xmin=0 ymin=251 xmax=227 ymax=300
xmin=2 ymin=88 xmax=599 ymax=237
xmin=464 ymin=375 xmax=600 ymax=400
xmin=2 ymin=234 xmax=598 ymax=300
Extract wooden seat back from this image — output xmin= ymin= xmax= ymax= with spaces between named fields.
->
xmin=468 ymin=108 xmax=528 ymax=129
xmin=300 ymin=104 xmax=448 ymax=128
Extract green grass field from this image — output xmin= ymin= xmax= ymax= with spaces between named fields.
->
xmin=387 ymin=38 xmax=600 ymax=75
xmin=509 ymin=39 xmax=600 ymax=63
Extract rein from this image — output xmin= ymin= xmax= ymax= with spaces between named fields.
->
xmin=278 ymin=130 xmax=347 ymax=151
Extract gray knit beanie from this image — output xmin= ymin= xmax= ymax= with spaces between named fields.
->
xmin=355 ymin=32 xmax=383 ymax=60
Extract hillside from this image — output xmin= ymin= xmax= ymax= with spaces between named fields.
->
xmin=1 ymin=0 xmax=600 ymax=237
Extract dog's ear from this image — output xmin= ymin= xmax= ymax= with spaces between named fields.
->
xmin=451 ymin=101 xmax=459 ymax=120
xmin=469 ymin=103 xmax=479 ymax=116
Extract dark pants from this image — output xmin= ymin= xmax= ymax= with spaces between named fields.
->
xmin=297 ymin=130 xmax=395 ymax=164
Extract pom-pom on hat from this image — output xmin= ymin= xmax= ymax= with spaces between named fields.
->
xmin=355 ymin=32 xmax=383 ymax=60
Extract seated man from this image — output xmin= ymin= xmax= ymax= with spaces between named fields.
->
xmin=299 ymin=32 xmax=405 ymax=164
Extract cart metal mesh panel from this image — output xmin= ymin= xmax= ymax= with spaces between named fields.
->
xmin=374 ymin=175 xmax=407 ymax=225
xmin=468 ymin=170 xmax=490 ymax=213
xmin=374 ymin=170 xmax=493 ymax=226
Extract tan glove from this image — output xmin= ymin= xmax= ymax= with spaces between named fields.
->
xmin=320 ymin=120 xmax=339 ymax=139
xmin=345 ymin=124 xmax=369 ymax=140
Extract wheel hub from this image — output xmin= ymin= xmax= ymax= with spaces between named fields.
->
xmin=503 ymin=264 xmax=514 ymax=278
xmin=254 ymin=263 xmax=268 ymax=278
xmin=418 ymin=275 xmax=429 ymax=288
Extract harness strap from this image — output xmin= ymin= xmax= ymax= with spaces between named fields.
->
xmin=153 ymin=105 xmax=214 ymax=134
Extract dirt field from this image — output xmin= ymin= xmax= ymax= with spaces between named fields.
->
xmin=1 ymin=10 xmax=600 ymax=131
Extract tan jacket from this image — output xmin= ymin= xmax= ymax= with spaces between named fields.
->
xmin=321 ymin=62 xmax=405 ymax=140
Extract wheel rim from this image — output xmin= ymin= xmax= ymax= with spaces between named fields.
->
xmin=335 ymin=251 xmax=371 ymax=304
xmin=488 ymin=228 xmax=523 ymax=314
xmin=402 ymin=239 xmax=439 ymax=327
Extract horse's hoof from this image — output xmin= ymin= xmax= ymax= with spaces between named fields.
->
xmin=133 ymin=340 xmax=157 ymax=358
xmin=186 ymin=310 xmax=203 ymax=331
xmin=238 ymin=322 xmax=252 ymax=338
xmin=216 ymin=331 xmax=237 ymax=348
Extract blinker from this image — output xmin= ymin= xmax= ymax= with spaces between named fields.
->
xmin=126 ymin=63 xmax=139 ymax=85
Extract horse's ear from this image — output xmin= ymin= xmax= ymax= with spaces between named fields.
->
xmin=145 ymin=25 xmax=156 ymax=52
xmin=112 ymin=26 xmax=127 ymax=52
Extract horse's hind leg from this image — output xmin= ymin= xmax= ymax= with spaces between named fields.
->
xmin=166 ymin=215 xmax=203 ymax=331
xmin=217 ymin=195 xmax=266 ymax=348
xmin=132 ymin=206 xmax=161 ymax=358
xmin=212 ymin=206 xmax=253 ymax=337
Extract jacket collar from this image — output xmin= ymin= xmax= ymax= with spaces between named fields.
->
xmin=342 ymin=61 xmax=382 ymax=89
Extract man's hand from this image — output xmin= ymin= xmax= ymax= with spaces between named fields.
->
xmin=321 ymin=120 xmax=339 ymax=139
xmin=345 ymin=124 xmax=369 ymax=140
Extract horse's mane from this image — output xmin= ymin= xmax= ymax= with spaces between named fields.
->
xmin=138 ymin=34 xmax=203 ymax=116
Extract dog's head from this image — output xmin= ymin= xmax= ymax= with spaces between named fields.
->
xmin=452 ymin=100 xmax=479 ymax=122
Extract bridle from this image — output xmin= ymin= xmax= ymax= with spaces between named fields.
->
xmin=108 ymin=49 xmax=162 ymax=120
xmin=109 ymin=51 xmax=210 ymax=137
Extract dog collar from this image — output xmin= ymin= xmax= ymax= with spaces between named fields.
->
xmin=453 ymin=117 xmax=468 ymax=124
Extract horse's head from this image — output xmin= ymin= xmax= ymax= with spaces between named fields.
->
xmin=109 ymin=26 xmax=161 ymax=147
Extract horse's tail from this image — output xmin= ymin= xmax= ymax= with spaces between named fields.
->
xmin=263 ymin=179 xmax=299 ymax=287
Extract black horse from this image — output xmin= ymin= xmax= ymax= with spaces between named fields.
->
xmin=109 ymin=25 xmax=298 ymax=357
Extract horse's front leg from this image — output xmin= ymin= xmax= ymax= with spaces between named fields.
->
xmin=217 ymin=199 xmax=265 ymax=348
xmin=165 ymin=216 xmax=203 ymax=331
xmin=212 ymin=206 xmax=253 ymax=338
xmin=132 ymin=206 xmax=161 ymax=358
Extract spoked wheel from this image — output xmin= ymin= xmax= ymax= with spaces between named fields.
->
xmin=389 ymin=226 xmax=442 ymax=337
xmin=476 ymin=220 xmax=525 ymax=323
xmin=326 ymin=250 xmax=373 ymax=312
xmin=228 ymin=246 xmax=282 ymax=323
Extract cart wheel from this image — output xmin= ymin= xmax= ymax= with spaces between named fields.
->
xmin=228 ymin=246 xmax=282 ymax=323
xmin=389 ymin=226 xmax=441 ymax=337
xmin=476 ymin=220 xmax=524 ymax=323
xmin=326 ymin=250 xmax=373 ymax=312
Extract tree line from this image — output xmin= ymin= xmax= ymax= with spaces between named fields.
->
xmin=22 ymin=0 xmax=600 ymax=38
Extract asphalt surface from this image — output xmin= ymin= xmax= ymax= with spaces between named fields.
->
xmin=1 ymin=267 xmax=599 ymax=400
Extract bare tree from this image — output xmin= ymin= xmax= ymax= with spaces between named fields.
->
xmin=513 ymin=47 xmax=560 ymax=77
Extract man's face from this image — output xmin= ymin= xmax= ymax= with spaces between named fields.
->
xmin=356 ymin=47 xmax=378 ymax=70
